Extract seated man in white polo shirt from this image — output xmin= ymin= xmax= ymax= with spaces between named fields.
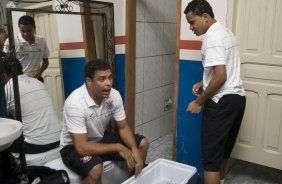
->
xmin=3 ymin=15 xmax=49 ymax=82
xmin=2 ymin=57 xmax=61 ymax=154
xmin=60 ymin=59 xmax=149 ymax=184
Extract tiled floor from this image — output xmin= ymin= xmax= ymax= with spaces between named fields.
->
xmin=224 ymin=159 xmax=282 ymax=184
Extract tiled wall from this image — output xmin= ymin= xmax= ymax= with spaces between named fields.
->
xmin=135 ymin=0 xmax=177 ymax=163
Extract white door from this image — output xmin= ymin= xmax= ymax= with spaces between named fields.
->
xmin=228 ymin=0 xmax=282 ymax=169
xmin=27 ymin=3 xmax=64 ymax=118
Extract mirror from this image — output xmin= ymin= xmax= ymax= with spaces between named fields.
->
xmin=3 ymin=1 xmax=115 ymax=117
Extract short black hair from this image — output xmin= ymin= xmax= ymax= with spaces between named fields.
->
xmin=85 ymin=59 xmax=111 ymax=79
xmin=184 ymin=0 xmax=214 ymax=18
xmin=0 ymin=57 xmax=23 ymax=77
xmin=18 ymin=15 xmax=36 ymax=28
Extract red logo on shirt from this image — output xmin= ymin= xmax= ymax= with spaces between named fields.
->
xmin=80 ymin=156 xmax=92 ymax=163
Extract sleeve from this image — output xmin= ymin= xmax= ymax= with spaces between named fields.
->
xmin=112 ymin=91 xmax=126 ymax=122
xmin=64 ymin=103 xmax=87 ymax=134
xmin=203 ymin=35 xmax=226 ymax=67
xmin=3 ymin=39 xmax=9 ymax=53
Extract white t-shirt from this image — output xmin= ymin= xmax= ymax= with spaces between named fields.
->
xmin=201 ymin=22 xmax=245 ymax=103
xmin=60 ymin=84 xmax=126 ymax=148
xmin=5 ymin=75 xmax=62 ymax=145
xmin=3 ymin=33 xmax=49 ymax=76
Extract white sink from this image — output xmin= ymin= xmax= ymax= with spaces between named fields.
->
xmin=0 ymin=118 xmax=23 ymax=152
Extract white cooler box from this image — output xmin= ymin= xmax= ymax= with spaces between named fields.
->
xmin=122 ymin=158 xmax=197 ymax=184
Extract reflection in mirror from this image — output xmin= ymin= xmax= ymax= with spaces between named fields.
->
xmin=4 ymin=1 xmax=115 ymax=117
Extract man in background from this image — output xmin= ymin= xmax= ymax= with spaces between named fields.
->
xmin=1 ymin=57 xmax=61 ymax=154
xmin=3 ymin=15 xmax=49 ymax=82
xmin=184 ymin=1 xmax=246 ymax=184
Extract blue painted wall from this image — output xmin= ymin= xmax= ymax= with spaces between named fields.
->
xmin=61 ymin=55 xmax=125 ymax=100
xmin=61 ymin=57 xmax=86 ymax=99
xmin=115 ymin=54 xmax=125 ymax=101
xmin=176 ymin=60 xmax=204 ymax=180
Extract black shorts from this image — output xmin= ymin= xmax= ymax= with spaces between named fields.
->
xmin=60 ymin=132 xmax=145 ymax=178
xmin=201 ymin=94 xmax=246 ymax=171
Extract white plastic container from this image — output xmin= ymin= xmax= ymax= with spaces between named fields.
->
xmin=102 ymin=160 xmax=131 ymax=184
xmin=122 ymin=158 xmax=197 ymax=184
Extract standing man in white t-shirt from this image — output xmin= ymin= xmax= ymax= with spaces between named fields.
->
xmin=184 ymin=1 xmax=246 ymax=184
xmin=60 ymin=59 xmax=149 ymax=184
xmin=3 ymin=15 xmax=49 ymax=82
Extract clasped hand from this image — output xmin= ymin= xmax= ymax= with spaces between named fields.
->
xmin=118 ymin=145 xmax=143 ymax=176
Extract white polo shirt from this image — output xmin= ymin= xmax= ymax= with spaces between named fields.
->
xmin=3 ymin=33 xmax=49 ymax=76
xmin=60 ymin=84 xmax=126 ymax=148
xmin=5 ymin=75 xmax=62 ymax=145
xmin=201 ymin=22 xmax=245 ymax=103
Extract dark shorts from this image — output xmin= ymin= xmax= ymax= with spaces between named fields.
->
xmin=60 ymin=132 xmax=145 ymax=178
xmin=202 ymin=94 xmax=246 ymax=171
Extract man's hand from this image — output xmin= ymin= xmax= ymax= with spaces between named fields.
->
xmin=131 ymin=148 xmax=144 ymax=176
xmin=118 ymin=144 xmax=135 ymax=172
xmin=32 ymin=70 xmax=42 ymax=79
xmin=192 ymin=81 xmax=203 ymax=96
xmin=187 ymin=100 xmax=202 ymax=114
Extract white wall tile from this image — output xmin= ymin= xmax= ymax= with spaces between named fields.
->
xmin=137 ymin=0 xmax=145 ymax=22
xmin=163 ymin=23 xmax=177 ymax=54
xmin=143 ymin=87 xmax=162 ymax=122
xmin=142 ymin=118 xmax=161 ymax=142
xmin=164 ymin=0 xmax=177 ymax=23
xmin=160 ymin=112 xmax=173 ymax=137
xmin=145 ymin=0 xmax=164 ymax=22
xmin=144 ymin=23 xmax=163 ymax=57
xmin=135 ymin=92 xmax=143 ymax=127
xmin=135 ymin=0 xmax=176 ymax=165
xmin=136 ymin=58 xmax=144 ymax=93
xmin=162 ymin=54 xmax=176 ymax=85
xmin=136 ymin=22 xmax=145 ymax=58
xmin=143 ymin=56 xmax=162 ymax=90
xmin=135 ymin=124 xmax=143 ymax=135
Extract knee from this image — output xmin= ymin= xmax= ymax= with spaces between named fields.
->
xmin=87 ymin=163 xmax=103 ymax=182
xmin=140 ymin=137 xmax=150 ymax=151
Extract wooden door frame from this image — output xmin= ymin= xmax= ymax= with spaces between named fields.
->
xmin=80 ymin=2 xmax=97 ymax=62
xmin=125 ymin=0 xmax=136 ymax=131
xmin=172 ymin=0 xmax=182 ymax=160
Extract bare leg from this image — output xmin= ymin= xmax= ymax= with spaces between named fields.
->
xmin=204 ymin=159 xmax=228 ymax=184
xmin=220 ymin=159 xmax=228 ymax=180
xmin=204 ymin=171 xmax=220 ymax=184
xmin=82 ymin=164 xmax=103 ymax=184
xmin=138 ymin=137 xmax=149 ymax=162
